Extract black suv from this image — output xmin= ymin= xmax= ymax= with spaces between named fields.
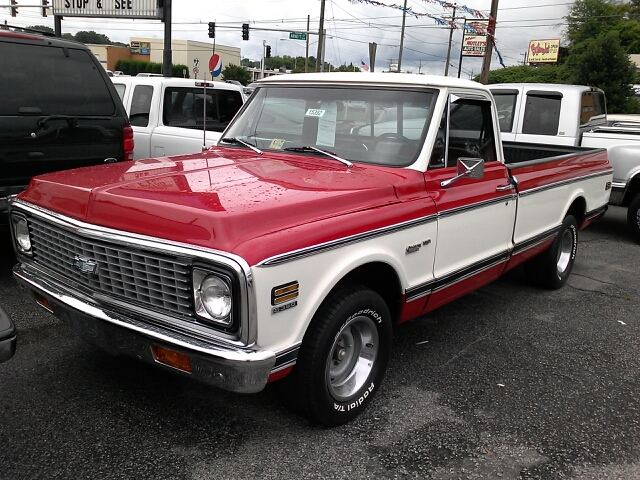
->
xmin=0 ymin=29 xmax=133 ymax=224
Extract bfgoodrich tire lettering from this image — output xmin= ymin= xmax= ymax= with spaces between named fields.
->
xmin=524 ymin=215 xmax=578 ymax=289
xmin=281 ymin=285 xmax=392 ymax=427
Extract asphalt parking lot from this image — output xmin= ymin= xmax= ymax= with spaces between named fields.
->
xmin=0 ymin=205 xmax=638 ymax=480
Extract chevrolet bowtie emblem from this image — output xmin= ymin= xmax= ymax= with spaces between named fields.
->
xmin=73 ymin=255 xmax=98 ymax=274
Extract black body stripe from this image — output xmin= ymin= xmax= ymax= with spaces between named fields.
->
xmin=405 ymin=250 xmax=510 ymax=302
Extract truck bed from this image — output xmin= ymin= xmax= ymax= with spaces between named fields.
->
xmin=502 ymin=141 xmax=604 ymax=166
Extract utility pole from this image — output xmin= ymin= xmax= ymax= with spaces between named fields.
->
xmin=479 ymin=0 xmax=498 ymax=85
xmin=397 ymin=0 xmax=407 ymax=72
xmin=444 ymin=4 xmax=456 ymax=76
xmin=162 ymin=0 xmax=172 ymax=77
xmin=316 ymin=0 xmax=325 ymax=72
xmin=305 ymin=15 xmax=310 ymax=73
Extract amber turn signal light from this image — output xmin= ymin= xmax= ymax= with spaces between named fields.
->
xmin=34 ymin=292 xmax=53 ymax=313
xmin=151 ymin=345 xmax=193 ymax=373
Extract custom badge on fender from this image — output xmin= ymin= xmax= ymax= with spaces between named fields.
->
xmin=271 ymin=281 xmax=299 ymax=314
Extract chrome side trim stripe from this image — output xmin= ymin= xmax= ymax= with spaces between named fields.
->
xmin=517 ymin=170 xmax=613 ymax=198
xmin=259 ymin=194 xmax=516 ymax=267
xmin=258 ymin=213 xmax=438 ymax=267
xmin=272 ymin=343 xmax=301 ymax=372
xmin=511 ymin=225 xmax=560 ymax=256
xmin=405 ymin=250 xmax=510 ymax=302
xmin=437 ymin=194 xmax=516 ymax=218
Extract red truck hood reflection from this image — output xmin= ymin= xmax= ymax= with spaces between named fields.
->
xmin=20 ymin=147 xmax=429 ymax=265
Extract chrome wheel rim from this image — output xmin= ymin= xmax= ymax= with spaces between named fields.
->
xmin=556 ymin=228 xmax=574 ymax=274
xmin=326 ymin=314 xmax=379 ymax=401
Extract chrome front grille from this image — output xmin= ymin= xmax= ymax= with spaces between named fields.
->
xmin=29 ymin=217 xmax=193 ymax=317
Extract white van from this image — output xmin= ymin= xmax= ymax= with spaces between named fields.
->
xmin=111 ymin=77 xmax=245 ymax=159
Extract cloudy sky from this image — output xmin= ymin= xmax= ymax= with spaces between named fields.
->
xmin=2 ymin=0 xmax=574 ymax=77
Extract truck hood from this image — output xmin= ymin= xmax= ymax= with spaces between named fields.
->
xmin=19 ymin=147 xmax=428 ymax=264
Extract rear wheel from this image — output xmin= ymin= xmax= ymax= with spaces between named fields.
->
xmin=525 ymin=215 xmax=578 ymax=289
xmin=627 ymin=193 xmax=640 ymax=243
xmin=280 ymin=285 xmax=392 ymax=427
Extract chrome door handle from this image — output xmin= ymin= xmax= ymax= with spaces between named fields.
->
xmin=496 ymin=184 xmax=515 ymax=191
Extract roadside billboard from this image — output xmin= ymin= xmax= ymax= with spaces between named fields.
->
xmin=528 ymin=39 xmax=560 ymax=63
xmin=52 ymin=0 xmax=162 ymax=19
xmin=461 ymin=19 xmax=488 ymax=57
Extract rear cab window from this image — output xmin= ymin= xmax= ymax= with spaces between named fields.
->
xmin=580 ymin=92 xmax=605 ymax=124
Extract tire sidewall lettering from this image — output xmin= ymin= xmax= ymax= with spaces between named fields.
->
xmin=333 ymin=308 xmax=383 ymax=342
xmin=333 ymin=382 xmax=375 ymax=413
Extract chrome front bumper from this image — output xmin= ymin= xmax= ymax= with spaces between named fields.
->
xmin=13 ymin=263 xmax=275 ymax=393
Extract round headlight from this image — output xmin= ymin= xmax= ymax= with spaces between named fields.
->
xmin=200 ymin=276 xmax=232 ymax=320
xmin=14 ymin=216 xmax=31 ymax=253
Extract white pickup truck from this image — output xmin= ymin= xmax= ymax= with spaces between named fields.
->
xmin=111 ymin=77 xmax=245 ymax=160
xmin=490 ymin=83 xmax=640 ymax=241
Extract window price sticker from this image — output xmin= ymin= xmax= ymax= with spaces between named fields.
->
xmin=305 ymin=109 xmax=326 ymax=117
xmin=269 ymin=138 xmax=286 ymax=149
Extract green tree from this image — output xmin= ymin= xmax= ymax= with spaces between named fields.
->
xmin=74 ymin=30 xmax=112 ymax=45
xmin=221 ymin=64 xmax=251 ymax=86
xmin=566 ymin=31 xmax=640 ymax=112
xmin=566 ymin=0 xmax=619 ymax=46
xmin=27 ymin=25 xmax=54 ymax=34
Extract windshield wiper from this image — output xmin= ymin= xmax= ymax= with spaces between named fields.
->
xmin=219 ymin=137 xmax=263 ymax=155
xmin=284 ymin=146 xmax=353 ymax=168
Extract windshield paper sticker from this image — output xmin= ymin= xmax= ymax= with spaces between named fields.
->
xmin=269 ymin=138 xmax=286 ymax=149
xmin=305 ymin=109 xmax=325 ymax=117
xmin=316 ymin=102 xmax=337 ymax=147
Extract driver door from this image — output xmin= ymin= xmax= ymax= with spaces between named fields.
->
xmin=424 ymin=94 xmax=516 ymax=312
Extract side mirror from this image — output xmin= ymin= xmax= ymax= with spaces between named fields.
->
xmin=441 ymin=157 xmax=485 ymax=187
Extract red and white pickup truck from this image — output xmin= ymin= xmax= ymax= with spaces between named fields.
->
xmin=10 ymin=73 xmax=613 ymax=426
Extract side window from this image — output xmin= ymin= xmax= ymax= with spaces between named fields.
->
xmin=428 ymin=98 xmax=497 ymax=169
xmin=163 ymin=87 xmax=244 ymax=132
xmin=217 ymin=90 xmax=244 ymax=125
xmin=113 ymin=83 xmax=126 ymax=101
xmin=492 ymin=93 xmax=517 ymax=132
xmin=522 ymin=93 xmax=561 ymax=135
xmin=580 ymin=92 xmax=605 ymax=124
xmin=130 ymin=85 xmax=153 ymax=127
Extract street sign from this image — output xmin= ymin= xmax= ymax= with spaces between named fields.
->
xmin=289 ymin=32 xmax=307 ymax=41
xmin=52 ymin=0 xmax=162 ymax=19
xmin=194 ymin=58 xmax=200 ymax=68
xmin=193 ymin=67 xmax=199 ymax=76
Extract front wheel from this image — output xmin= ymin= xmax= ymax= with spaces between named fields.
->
xmin=627 ymin=193 xmax=640 ymax=243
xmin=282 ymin=285 xmax=392 ymax=427
xmin=524 ymin=215 xmax=578 ymax=289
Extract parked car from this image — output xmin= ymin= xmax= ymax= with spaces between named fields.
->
xmin=243 ymin=82 xmax=259 ymax=96
xmin=0 ymin=304 xmax=16 ymax=363
xmin=111 ymin=76 xmax=245 ymax=159
xmin=11 ymin=72 xmax=612 ymax=426
xmin=0 ymin=28 xmax=133 ymax=226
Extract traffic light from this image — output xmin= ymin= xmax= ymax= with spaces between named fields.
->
xmin=265 ymin=45 xmax=271 ymax=58
xmin=208 ymin=22 xmax=215 ymax=39
xmin=41 ymin=0 xmax=48 ymax=17
xmin=10 ymin=0 xmax=17 ymax=17
xmin=242 ymin=23 xmax=249 ymax=41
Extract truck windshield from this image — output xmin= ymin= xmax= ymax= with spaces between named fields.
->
xmin=223 ymin=86 xmax=436 ymax=167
